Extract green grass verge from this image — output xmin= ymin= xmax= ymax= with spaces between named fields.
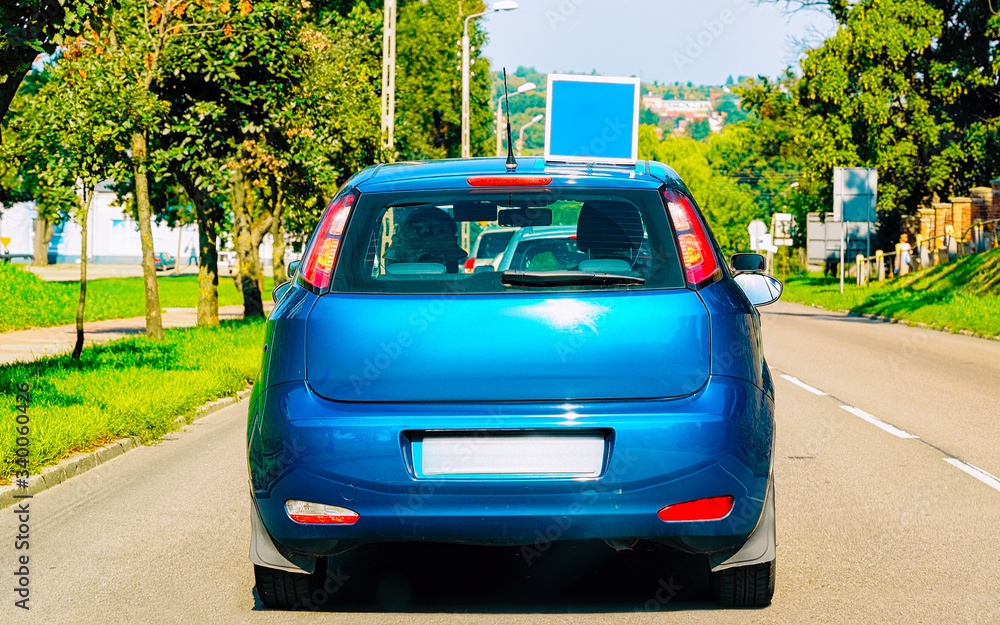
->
xmin=0 ymin=263 xmax=274 ymax=332
xmin=782 ymin=247 xmax=1000 ymax=337
xmin=0 ymin=319 xmax=265 ymax=484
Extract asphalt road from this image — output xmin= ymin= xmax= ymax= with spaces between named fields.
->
xmin=2 ymin=300 xmax=998 ymax=624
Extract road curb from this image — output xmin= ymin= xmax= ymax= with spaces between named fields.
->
xmin=844 ymin=310 xmax=1000 ymax=342
xmin=0 ymin=387 xmax=252 ymax=510
xmin=798 ymin=302 xmax=1000 ymax=343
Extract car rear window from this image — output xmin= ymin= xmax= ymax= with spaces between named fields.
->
xmin=331 ymin=188 xmax=685 ymax=294
xmin=475 ymin=230 xmax=515 ymax=259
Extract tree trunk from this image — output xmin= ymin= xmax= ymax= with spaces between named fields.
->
xmin=230 ymin=165 xmax=264 ymax=318
xmin=271 ymin=214 xmax=287 ymax=284
xmin=176 ymin=170 xmax=222 ymax=327
xmin=174 ymin=226 xmax=183 ymax=276
xmin=72 ymin=188 xmax=94 ymax=360
xmin=196 ymin=216 xmax=220 ymax=327
xmin=131 ymin=130 xmax=164 ymax=339
xmin=31 ymin=217 xmax=53 ymax=266
xmin=270 ymin=181 xmax=287 ymax=284
xmin=250 ymin=212 xmax=272 ymax=294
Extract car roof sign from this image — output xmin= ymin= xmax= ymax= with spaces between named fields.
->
xmin=543 ymin=74 xmax=640 ymax=166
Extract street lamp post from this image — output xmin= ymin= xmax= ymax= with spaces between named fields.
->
xmin=380 ymin=0 xmax=397 ymax=159
xmin=462 ymin=0 xmax=518 ymax=159
xmin=495 ymin=81 xmax=535 ymax=157
xmin=516 ymin=114 xmax=544 ymax=156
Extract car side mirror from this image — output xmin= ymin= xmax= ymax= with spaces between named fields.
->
xmin=733 ymin=273 xmax=783 ymax=307
xmin=272 ymin=280 xmax=292 ymax=303
xmin=730 ymin=252 xmax=766 ymax=273
xmin=287 ymin=260 xmax=301 ymax=276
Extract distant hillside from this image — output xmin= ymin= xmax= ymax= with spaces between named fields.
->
xmin=489 ymin=67 xmax=749 ymax=153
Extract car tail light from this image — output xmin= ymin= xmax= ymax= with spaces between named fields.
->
xmin=463 ymin=257 xmax=476 ymax=273
xmin=467 ymin=175 xmax=552 ymax=187
xmin=662 ymin=188 xmax=720 ymax=286
xmin=657 ymin=495 xmax=734 ymax=522
xmin=299 ymin=191 xmax=358 ymax=289
xmin=285 ymin=500 xmax=360 ymax=525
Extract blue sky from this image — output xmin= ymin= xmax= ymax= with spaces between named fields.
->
xmin=480 ymin=0 xmax=836 ymax=85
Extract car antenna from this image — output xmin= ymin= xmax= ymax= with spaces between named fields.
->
xmin=502 ymin=68 xmax=517 ymax=172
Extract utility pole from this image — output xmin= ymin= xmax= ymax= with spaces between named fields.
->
xmin=495 ymin=98 xmax=505 ymax=157
xmin=461 ymin=22 xmax=471 ymax=158
xmin=381 ymin=0 xmax=397 ymax=160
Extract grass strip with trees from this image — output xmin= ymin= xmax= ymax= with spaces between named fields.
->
xmin=781 ymin=248 xmax=1000 ymax=338
xmin=0 ymin=263 xmax=273 ymax=333
xmin=0 ymin=319 xmax=264 ymax=484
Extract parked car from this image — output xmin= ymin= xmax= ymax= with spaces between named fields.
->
xmin=462 ymin=226 xmax=516 ymax=273
xmin=251 ymin=157 xmax=783 ymax=609
xmin=491 ymin=225 xmax=584 ymax=272
xmin=153 ymin=252 xmax=175 ymax=271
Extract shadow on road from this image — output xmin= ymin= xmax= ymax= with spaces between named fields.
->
xmin=254 ymin=541 xmax=729 ymax=613
xmin=761 ymin=310 xmax=891 ymax=324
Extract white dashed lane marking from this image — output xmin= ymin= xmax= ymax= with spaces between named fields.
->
xmin=838 ymin=405 xmax=919 ymax=439
xmin=944 ymin=459 xmax=1000 ymax=493
xmin=774 ymin=368 xmax=999 ymax=495
xmin=779 ymin=374 xmax=827 ymax=396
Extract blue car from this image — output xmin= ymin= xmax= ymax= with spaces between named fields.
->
xmin=249 ymin=157 xmax=783 ymax=609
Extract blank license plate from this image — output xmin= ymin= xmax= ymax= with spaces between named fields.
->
xmin=418 ymin=433 xmax=605 ymax=477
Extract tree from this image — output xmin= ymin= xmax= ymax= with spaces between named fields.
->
xmin=2 ymin=38 xmax=125 ymax=357
xmin=0 ymin=0 xmax=111 ymax=133
xmin=151 ymin=1 xmax=383 ymax=323
xmin=689 ymin=118 xmax=710 ymax=141
xmin=639 ymin=107 xmax=659 ymax=126
xmin=0 ymin=65 xmax=76 ymax=266
xmin=755 ymin=0 xmax=1000 ymax=245
xmin=394 ymin=0 xmax=494 ymax=159
xmin=64 ymin=0 xmax=219 ymax=338
xmin=639 ymin=126 xmax=758 ymax=251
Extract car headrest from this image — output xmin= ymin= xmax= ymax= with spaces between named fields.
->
xmin=575 ymin=201 xmax=644 ymax=257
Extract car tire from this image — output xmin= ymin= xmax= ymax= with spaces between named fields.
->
xmin=254 ymin=560 xmax=328 ymax=610
xmin=709 ymin=558 xmax=775 ymax=607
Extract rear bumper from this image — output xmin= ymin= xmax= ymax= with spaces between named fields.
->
xmin=248 ymin=375 xmax=773 ymax=559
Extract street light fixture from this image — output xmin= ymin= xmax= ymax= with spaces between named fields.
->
xmin=516 ymin=114 xmax=544 ymax=156
xmin=462 ymin=1 xmax=519 ymax=159
xmin=495 ymin=81 xmax=535 ymax=156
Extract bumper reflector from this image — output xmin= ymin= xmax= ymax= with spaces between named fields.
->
xmin=285 ymin=500 xmax=360 ymax=525
xmin=657 ymin=496 xmax=734 ymax=522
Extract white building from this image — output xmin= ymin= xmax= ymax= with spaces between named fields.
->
xmin=0 ymin=201 xmax=35 ymax=257
xmin=641 ymin=96 xmax=714 ymax=119
xmin=1 ymin=181 xmax=285 ymax=265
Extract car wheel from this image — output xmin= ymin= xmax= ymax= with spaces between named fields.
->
xmin=254 ymin=560 xmax=329 ymax=610
xmin=709 ymin=558 xmax=775 ymax=607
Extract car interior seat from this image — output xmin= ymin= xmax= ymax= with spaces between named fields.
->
xmin=575 ymin=201 xmax=645 ymax=273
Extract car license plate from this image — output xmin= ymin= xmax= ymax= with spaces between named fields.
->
xmin=417 ymin=432 xmax=605 ymax=477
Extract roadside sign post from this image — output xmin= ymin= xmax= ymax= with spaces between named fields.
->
xmin=770 ymin=212 xmax=794 ymax=277
xmin=833 ymin=167 xmax=878 ymax=293
xmin=747 ymin=219 xmax=767 ymax=252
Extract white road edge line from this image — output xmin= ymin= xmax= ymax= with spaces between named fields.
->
xmin=838 ymin=405 xmax=919 ymax=439
xmin=779 ymin=374 xmax=827 ymax=396
xmin=944 ymin=458 xmax=1000 ymax=493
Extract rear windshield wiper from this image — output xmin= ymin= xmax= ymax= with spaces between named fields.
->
xmin=500 ymin=271 xmax=645 ymax=287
